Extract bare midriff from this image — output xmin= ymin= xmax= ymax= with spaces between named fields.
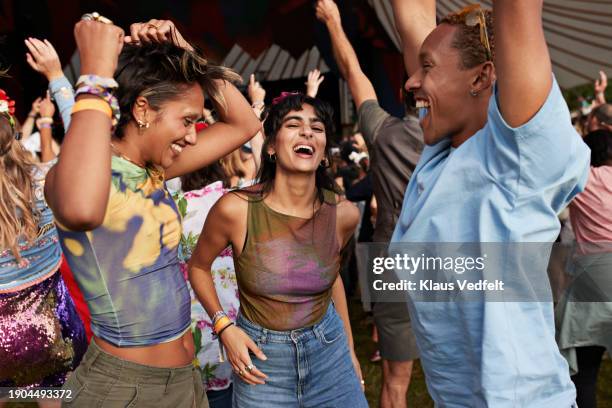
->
xmin=94 ymin=331 xmax=195 ymax=368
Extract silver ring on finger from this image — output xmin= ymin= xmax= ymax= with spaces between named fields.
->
xmin=245 ymin=364 xmax=254 ymax=373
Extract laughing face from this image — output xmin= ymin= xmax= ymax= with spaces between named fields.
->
xmin=268 ymin=104 xmax=327 ymax=173
xmin=144 ymin=83 xmax=204 ymax=168
xmin=406 ymin=24 xmax=486 ymax=145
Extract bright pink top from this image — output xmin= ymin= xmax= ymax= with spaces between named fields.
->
xmin=569 ymin=165 xmax=612 ymax=253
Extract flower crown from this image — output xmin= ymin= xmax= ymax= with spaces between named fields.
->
xmin=0 ymin=89 xmax=16 ymax=130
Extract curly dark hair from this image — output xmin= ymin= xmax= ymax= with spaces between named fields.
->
xmin=253 ymin=93 xmax=340 ymax=202
xmin=113 ymin=43 xmax=241 ymax=138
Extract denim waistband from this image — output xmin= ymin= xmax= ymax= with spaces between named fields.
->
xmin=81 ymin=339 xmax=196 ymax=385
xmin=236 ymin=303 xmax=337 ymax=344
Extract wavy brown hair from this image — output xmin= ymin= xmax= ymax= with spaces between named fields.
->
xmin=114 ymin=43 xmax=242 ymax=138
xmin=0 ymin=116 xmax=38 ymax=260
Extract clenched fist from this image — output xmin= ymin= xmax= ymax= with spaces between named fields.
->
xmin=316 ymin=0 xmax=342 ymax=26
xmin=74 ymin=19 xmax=124 ymax=78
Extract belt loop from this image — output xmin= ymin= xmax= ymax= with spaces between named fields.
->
xmin=165 ymin=369 xmax=174 ymax=394
xmin=87 ymin=341 xmax=102 ymax=374
xmin=260 ymin=328 xmax=268 ymax=344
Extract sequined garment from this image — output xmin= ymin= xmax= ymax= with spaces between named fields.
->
xmin=0 ymin=271 xmax=86 ymax=387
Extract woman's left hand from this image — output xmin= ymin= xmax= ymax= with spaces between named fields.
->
xmin=124 ymin=19 xmax=193 ymax=51
xmin=350 ymin=348 xmax=365 ymax=391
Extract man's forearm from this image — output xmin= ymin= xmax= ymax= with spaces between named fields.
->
xmin=326 ymin=20 xmax=361 ymax=80
xmin=391 ymin=0 xmax=436 ymax=75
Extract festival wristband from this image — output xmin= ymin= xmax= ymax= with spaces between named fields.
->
xmin=211 ymin=310 xmax=228 ymax=325
xmin=213 ymin=316 xmax=233 ymax=334
xmin=72 ymin=98 xmax=113 ymax=118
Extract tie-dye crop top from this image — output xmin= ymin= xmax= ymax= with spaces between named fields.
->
xmin=56 ymin=156 xmax=191 ymax=347
xmin=234 ymin=187 xmax=340 ymax=331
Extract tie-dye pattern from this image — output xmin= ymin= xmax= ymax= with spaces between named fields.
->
xmin=56 ymin=156 xmax=191 ymax=347
xmin=235 ymin=188 xmax=340 ymax=331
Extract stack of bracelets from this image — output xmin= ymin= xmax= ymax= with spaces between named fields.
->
xmin=212 ymin=311 xmax=234 ymax=362
xmin=72 ymin=75 xmax=120 ymax=127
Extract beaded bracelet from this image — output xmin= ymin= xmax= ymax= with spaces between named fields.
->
xmin=76 ymin=75 xmax=118 ymax=90
xmin=75 ymin=75 xmax=120 ymax=127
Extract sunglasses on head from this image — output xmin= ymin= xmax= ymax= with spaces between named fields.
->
xmin=456 ymin=4 xmax=492 ymax=62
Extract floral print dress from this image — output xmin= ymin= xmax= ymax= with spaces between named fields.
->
xmin=175 ymin=181 xmax=239 ymax=391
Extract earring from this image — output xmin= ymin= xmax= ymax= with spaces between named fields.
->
xmin=470 ymin=90 xmax=479 ymax=97
xmin=319 ymin=158 xmax=330 ymax=168
xmin=268 ymin=153 xmax=276 ymax=162
xmin=136 ymin=119 xmax=150 ymax=129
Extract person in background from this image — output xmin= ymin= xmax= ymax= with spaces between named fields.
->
xmin=587 ymin=104 xmax=612 ymax=134
xmin=556 ymin=129 xmax=612 ymax=408
xmin=0 ymin=87 xmax=86 ymax=399
xmin=177 ymin=161 xmax=236 ymax=408
xmin=317 ymin=1 xmax=423 ymax=406
xmin=25 ymin=38 xmax=75 ymax=129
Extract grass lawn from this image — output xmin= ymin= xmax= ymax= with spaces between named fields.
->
xmin=348 ymin=298 xmax=612 ymax=407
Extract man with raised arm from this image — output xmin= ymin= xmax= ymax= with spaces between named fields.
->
xmin=390 ymin=0 xmax=589 ymax=406
xmin=316 ymin=1 xmax=423 ymax=407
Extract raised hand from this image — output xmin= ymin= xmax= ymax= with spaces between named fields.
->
xmin=248 ymin=74 xmax=266 ymax=105
xmin=74 ymin=19 xmax=124 ymax=77
xmin=595 ymin=70 xmax=608 ymax=95
xmin=305 ymin=69 xmax=325 ymax=98
xmin=219 ymin=325 xmax=268 ymax=385
xmin=316 ymin=0 xmax=341 ymax=26
xmin=124 ymin=19 xmax=193 ymax=51
xmin=25 ymin=38 xmax=63 ymax=81
xmin=39 ymin=91 xmax=55 ymax=118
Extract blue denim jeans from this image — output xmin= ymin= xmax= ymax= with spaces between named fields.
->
xmin=232 ymin=304 xmax=368 ymax=408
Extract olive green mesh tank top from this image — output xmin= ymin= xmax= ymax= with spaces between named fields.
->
xmin=234 ymin=188 xmax=340 ymax=331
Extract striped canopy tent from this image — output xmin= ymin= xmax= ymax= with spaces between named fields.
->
xmin=222 ymin=44 xmax=330 ymax=83
xmin=369 ymin=0 xmax=612 ymax=89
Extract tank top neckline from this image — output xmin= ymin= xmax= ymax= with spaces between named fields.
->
xmin=259 ymin=198 xmax=324 ymax=221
